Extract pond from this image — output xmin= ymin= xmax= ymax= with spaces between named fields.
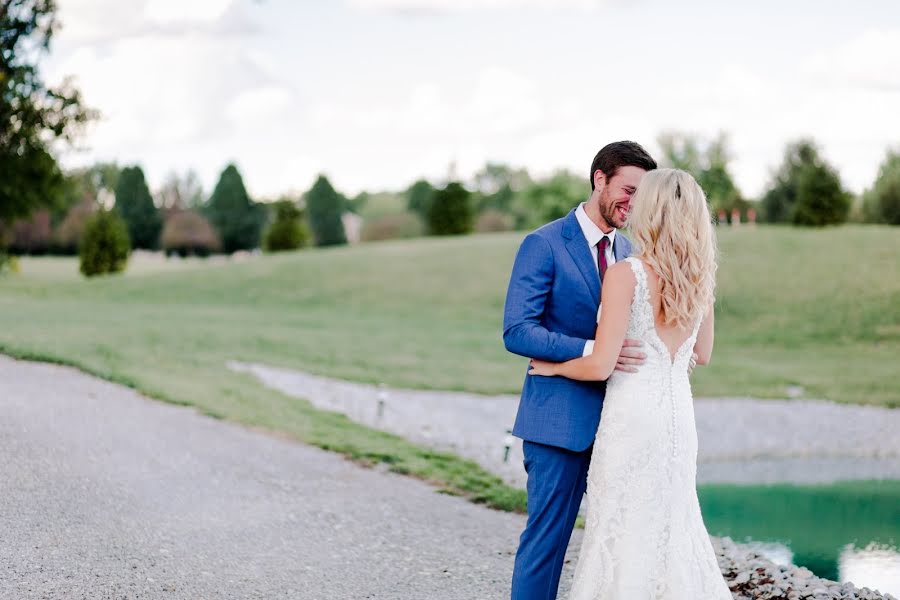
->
xmin=699 ymin=479 xmax=900 ymax=596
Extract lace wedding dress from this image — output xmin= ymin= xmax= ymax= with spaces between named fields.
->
xmin=569 ymin=257 xmax=732 ymax=600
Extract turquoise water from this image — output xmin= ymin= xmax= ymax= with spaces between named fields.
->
xmin=698 ymin=480 xmax=900 ymax=594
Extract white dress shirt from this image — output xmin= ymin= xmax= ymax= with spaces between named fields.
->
xmin=575 ymin=202 xmax=617 ymax=356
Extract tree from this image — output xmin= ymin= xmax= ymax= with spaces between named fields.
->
xmin=58 ymin=163 xmax=119 ymax=219
xmin=865 ymin=149 xmax=900 ymax=225
xmin=156 ymin=170 xmax=204 ymax=212
xmin=79 ymin=209 xmax=130 ymax=277
xmin=263 ymin=199 xmax=309 ymax=252
xmin=761 ymin=140 xmax=849 ymax=225
xmin=657 ymin=131 xmax=744 ymax=220
xmin=1 ymin=0 xmax=95 ymax=222
xmin=428 ymin=181 xmax=473 ymax=235
xmin=115 ymin=166 xmax=162 ymax=249
xmin=204 ymin=164 xmax=264 ymax=253
xmin=405 ymin=179 xmax=435 ymax=220
xmin=160 ymin=210 xmax=221 ymax=257
xmin=1 ymin=0 xmax=94 ymax=270
xmin=472 ymin=162 xmax=531 ymax=214
xmin=760 ymin=140 xmax=816 ymax=223
xmin=512 ymin=170 xmax=587 ymax=230
xmin=305 ymin=175 xmax=347 ymax=246
xmin=791 ymin=161 xmax=850 ymax=226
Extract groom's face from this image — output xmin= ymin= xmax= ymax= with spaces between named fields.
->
xmin=597 ymin=165 xmax=646 ymax=229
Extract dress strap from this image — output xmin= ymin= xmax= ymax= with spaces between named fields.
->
xmin=624 ymin=257 xmax=649 ymax=306
xmin=623 ymin=256 xmax=653 ymax=335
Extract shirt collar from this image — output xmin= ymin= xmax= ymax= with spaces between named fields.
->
xmin=575 ymin=202 xmax=616 ymax=249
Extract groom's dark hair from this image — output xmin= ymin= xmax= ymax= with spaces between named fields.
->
xmin=590 ymin=141 xmax=657 ymax=191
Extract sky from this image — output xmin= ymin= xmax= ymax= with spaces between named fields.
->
xmin=45 ymin=0 xmax=900 ymax=200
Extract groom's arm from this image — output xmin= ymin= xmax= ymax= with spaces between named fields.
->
xmin=502 ymin=233 xmax=589 ymax=363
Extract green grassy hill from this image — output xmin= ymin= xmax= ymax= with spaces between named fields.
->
xmin=1 ymin=225 xmax=897 ymax=407
xmin=0 ymin=224 xmax=896 ymax=512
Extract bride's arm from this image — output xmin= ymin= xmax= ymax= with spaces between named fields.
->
xmin=528 ymin=263 xmax=635 ymax=381
xmin=693 ymin=304 xmax=715 ymax=365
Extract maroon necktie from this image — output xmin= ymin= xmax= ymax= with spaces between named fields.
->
xmin=597 ymin=236 xmax=610 ymax=282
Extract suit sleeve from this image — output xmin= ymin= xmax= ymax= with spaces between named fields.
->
xmin=502 ymin=233 xmax=590 ymax=362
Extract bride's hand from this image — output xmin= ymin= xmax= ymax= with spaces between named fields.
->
xmin=528 ymin=359 xmax=559 ymax=376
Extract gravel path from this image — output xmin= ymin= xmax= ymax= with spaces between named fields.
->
xmin=228 ymin=362 xmax=900 ymax=488
xmin=0 ymin=355 xmax=544 ymax=599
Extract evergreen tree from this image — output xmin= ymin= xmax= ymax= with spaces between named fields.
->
xmin=204 ymin=164 xmax=264 ymax=253
xmin=428 ymin=182 xmax=473 ymax=235
xmin=79 ymin=209 xmax=130 ymax=277
xmin=792 ymin=162 xmax=850 ymax=226
xmin=115 ymin=165 xmax=162 ymax=249
xmin=405 ymin=179 xmax=436 ymax=220
xmin=305 ymin=175 xmax=347 ymax=246
xmin=762 ymin=140 xmax=849 ymax=226
xmin=761 ymin=140 xmax=817 ymax=223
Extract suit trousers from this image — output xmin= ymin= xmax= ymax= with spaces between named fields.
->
xmin=511 ymin=440 xmax=592 ymax=600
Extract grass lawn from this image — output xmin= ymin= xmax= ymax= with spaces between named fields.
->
xmin=0 ymin=225 xmax=897 ymax=512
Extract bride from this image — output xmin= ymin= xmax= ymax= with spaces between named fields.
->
xmin=528 ymin=168 xmax=732 ymax=599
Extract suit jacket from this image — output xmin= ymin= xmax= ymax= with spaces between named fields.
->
xmin=502 ymin=208 xmax=632 ymax=451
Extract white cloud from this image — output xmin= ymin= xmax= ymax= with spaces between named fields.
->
xmin=225 ymin=86 xmax=295 ymax=124
xmin=143 ymin=0 xmax=234 ymax=24
xmin=349 ymin=0 xmax=604 ymax=13
xmin=805 ymin=29 xmax=900 ymax=92
xmin=46 ymin=1 xmax=900 ymax=200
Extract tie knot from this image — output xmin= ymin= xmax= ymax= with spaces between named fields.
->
xmin=598 ymin=236 xmax=610 ymax=251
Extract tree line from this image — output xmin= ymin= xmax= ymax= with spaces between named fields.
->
xmin=2 ymin=0 xmax=898 ymax=276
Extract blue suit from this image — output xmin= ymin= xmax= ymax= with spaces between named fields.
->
xmin=503 ymin=208 xmax=631 ymax=600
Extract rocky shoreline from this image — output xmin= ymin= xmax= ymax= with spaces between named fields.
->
xmin=715 ymin=537 xmax=897 ymax=600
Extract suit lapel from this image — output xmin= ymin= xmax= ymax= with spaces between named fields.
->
xmin=562 ymin=210 xmax=601 ymax=306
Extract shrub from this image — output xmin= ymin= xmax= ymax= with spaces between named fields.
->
xmin=475 ymin=209 xmax=514 ymax=233
xmin=360 ymin=212 xmax=425 ymax=242
xmin=263 ymin=201 xmax=310 ymax=252
xmin=161 ymin=210 xmax=221 ymax=257
xmin=428 ymin=181 xmax=473 ymax=235
xmin=79 ymin=209 xmax=130 ymax=277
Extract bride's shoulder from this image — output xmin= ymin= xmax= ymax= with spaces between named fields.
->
xmin=604 ymin=261 xmax=638 ymax=287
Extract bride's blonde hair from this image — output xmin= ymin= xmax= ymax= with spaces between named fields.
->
xmin=627 ymin=168 xmax=717 ymax=329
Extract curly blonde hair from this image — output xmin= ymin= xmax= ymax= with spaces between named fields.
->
xmin=627 ymin=168 xmax=717 ymax=329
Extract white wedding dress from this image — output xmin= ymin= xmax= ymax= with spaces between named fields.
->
xmin=569 ymin=257 xmax=732 ymax=600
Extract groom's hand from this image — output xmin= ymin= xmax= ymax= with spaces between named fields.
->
xmin=688 ymin=352 xmax=699 ymax=375
xmin=615 ymin=339 xmax=646 ymax=373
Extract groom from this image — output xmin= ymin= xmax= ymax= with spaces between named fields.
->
xmin=503 ymin=141 xmax=657 ymax=599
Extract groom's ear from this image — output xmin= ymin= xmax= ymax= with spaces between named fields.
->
xmin=593 ymin=168 xmax=607 ymax=191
